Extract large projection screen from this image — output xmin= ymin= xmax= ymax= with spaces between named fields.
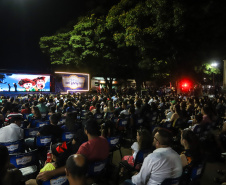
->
xmin=0 ymin=73 xmax=50 ymax=92
xmin=55 ymin=72 xmax=90 ymax=93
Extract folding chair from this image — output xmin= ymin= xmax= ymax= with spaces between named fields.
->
xmin=10 ymin=149 xmax=39 ymax=178
xmin=87 ymin=158 xmax=108 ymax=177
xmin=107 ymin=136 xmax=122 ymax=162
xmin=61 ymin=132 xmax=74 ymax=142
xmin=24 ymin=128 xmax=40 ymax=139
xmin=0 ymin=139 xmax=24 ymax=154
xmin=36 ymin=135 xmax=52 ymax=147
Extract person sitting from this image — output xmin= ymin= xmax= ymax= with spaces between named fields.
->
xmin=77 ymin=118 xmax=109 ymax=161
xmin=37 ymin=113 xmax=63 ymax=142
xmin=120 ymin=128 xmax=153 ymax=176
xmin=0 ymin=115 xmax=23 ymax=143
xmin=65 ymin=154 xmax=88 ymax=185
xmin=21 ymin=103 xmax=31 ymax=114
xmin=126 ymin=128 xmax=182 ymax=185
xmin=0 ymin=145 xmax=23 ymax=185
xmin=37 ymin=97 xmax=48 ymax=115
xmin=180 ymin=130 xmax=201 ymax=168
xmin=28 ymin=106 xmax=42 ymax=123
xmin=26 ymin=142 xmax=71 ymax=185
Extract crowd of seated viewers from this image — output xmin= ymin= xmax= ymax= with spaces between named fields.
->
xmin=0 ymin=92 xmax=226 ymax=185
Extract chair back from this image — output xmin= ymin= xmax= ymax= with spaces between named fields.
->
xmin=105 ymin=112 xmax=114 ymax=120
xmin=42 ymin=175 xmax=69 ymax=185
xmin=107 ymin=136 xmax=120 ymax=148
xmin=134 ymin=149 xmax=150 ymax=170
xmin=161 ymin=177 xmax=180 ymax=185
xmin=23 ymin=114 xmax=30 ymax=120
xmin=163 ymin=121 xmax=172 ymax=129
xmin=36 ymin=135 xmax=52 ymax=147
xmin=9 ymin=149 xmax=38 ymax=168
xmin=94 ymin=113 xmax=103 ymax=124
xmin=24 ymin=128 xmax=40 ymax=138
xmin=35 ymin=120 xmax=50 ymax=128
xmin=62 ymin=132 xmax=74 ymax=142
xmin=190 ymin=164 xmax=203 ymax=181
xmin=87 ymin=159 xmax=108 ymax=177
xmin=192 ymin=125 xmax=202 ymax=135
xmin=135 ymin=117 xmax=144 ymax=127
xmin=0 ymin=139 xmax=24 ymax=154
xmin=118 ymin=119 xmax=128 ymax=127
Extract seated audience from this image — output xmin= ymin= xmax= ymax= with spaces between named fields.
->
xmin=126 ymin=128 xmax=182 ymax=185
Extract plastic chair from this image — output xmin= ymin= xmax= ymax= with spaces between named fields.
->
xmin=161 ymin=177 xmax=180 ymax=185
xmin=42 ymin=175 xmax=69 ymax=185
xmin=62 ymin=132 xmax=74 ymax=142
xmin=0 ymin=139 xmax=24 ymax=154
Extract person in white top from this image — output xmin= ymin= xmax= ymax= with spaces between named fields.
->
xmin=125 ymin=128 xmax=182 ymax=185
xmin=0 ymin=115 xmax=24 ymax=143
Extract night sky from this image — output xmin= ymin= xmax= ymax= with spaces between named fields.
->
xmin=0 ymin=0 xmax=85 ymax=73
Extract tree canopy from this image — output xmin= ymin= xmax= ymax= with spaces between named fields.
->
xmin=39 ymin=0 xmax=226 ymax=88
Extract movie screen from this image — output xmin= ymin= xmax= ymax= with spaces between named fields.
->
xmin=0 ymin=73 xmax=50 ymax=92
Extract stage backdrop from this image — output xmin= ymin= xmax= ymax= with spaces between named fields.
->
xmin=55 ymin=72 xmax=90 ymax=93
xmin=0 ymin=73 xmax=50 ymax=92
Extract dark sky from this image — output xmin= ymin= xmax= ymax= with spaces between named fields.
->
xmin=0 ymin=0 xmax=86 ymax=73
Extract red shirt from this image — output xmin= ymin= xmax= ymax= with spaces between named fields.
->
xmin=77 ymin=136 xmax=109 ymax=162
xmin=21 ymin=109 xmax=31 ymax=114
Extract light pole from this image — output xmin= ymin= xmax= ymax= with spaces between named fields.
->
xmin=211 ymin=62 xmax=218 ymax=86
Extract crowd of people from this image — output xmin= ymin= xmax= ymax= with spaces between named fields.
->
xmin=0 ymin=91 xmax=226 ymax=185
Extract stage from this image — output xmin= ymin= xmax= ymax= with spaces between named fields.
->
xmin=0 ymin=91 xmax=53 ymax=98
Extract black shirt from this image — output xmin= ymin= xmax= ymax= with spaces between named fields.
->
xmin=39 ymin=124 xmax=63 ymax=140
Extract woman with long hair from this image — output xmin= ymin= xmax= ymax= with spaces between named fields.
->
xmin=180 ymin=130 xmax=201 ymax=167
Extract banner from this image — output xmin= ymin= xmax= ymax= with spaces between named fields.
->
xmin=55 ymin=72 xmax=89 ymax=93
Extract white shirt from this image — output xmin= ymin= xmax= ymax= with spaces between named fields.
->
xmin=131 ymin=142 xmax=139 ymax=159
xmin=132 ymin=147 xmax=182 ymax=185
xmin=0 ymin=123 xmax=24 ymax=142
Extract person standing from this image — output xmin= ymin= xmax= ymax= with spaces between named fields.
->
xmin=8 ymin=83 xmax=11 ymax=92
xmin=13 ymin=83 xmax=17 ymax=92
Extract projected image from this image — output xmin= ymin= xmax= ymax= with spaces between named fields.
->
xmin=0 ymin=73 xmax=50 ymax=92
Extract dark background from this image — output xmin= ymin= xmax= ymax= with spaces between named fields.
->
xmin=0 ymin=0 xmax=87 ymax=72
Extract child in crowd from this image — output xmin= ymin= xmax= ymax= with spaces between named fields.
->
xmin=26 ymin=142 xmax=70 ymax=185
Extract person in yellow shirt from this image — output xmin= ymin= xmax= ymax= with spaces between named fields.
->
xmin=26 ymin=142 xmax=70 ymax=185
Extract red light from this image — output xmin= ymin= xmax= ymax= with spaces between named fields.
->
xmin=180 ymin=80 xmax=191 ymax=92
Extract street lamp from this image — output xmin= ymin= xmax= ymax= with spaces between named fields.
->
xmin=211 ymin=62 xmax=218 ymax=86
